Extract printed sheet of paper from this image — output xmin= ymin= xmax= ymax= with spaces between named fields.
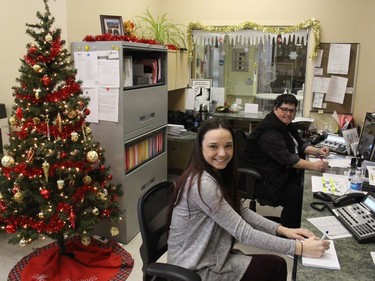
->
xmin=307 ymin=216 xmax=351 ymax=239
xmin=327 ymin=43 xmax=351 ymax=75
xmin=325 ymin=76 xmax=348 ymax=104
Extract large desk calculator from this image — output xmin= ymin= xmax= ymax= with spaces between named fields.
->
xmin=329 ymin=192 xmax=375 ymax=243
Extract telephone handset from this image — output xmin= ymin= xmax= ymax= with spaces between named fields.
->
xmin=310 ymin=131 xmax=328 ymax=145
xmin=332 ymin=192 xmax=365 ymax=207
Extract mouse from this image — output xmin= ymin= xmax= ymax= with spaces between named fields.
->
xmin=313 ymin=191 xmax=333 ymax=202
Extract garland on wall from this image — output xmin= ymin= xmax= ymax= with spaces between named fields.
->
xmin=187 ymin=18 xmax=320 ymax=60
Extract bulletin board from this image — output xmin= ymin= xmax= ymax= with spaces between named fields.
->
xmin=311 ymin=43 xmax=359 ymax=114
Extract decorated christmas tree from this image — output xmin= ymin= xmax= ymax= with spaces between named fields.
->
xmin=0 ymin=0 xmax=123 ymax=254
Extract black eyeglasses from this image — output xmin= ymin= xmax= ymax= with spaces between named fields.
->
xmin=278 ymin=107 xmax=297 ymax=114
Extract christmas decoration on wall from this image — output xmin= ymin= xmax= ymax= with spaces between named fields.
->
xmin=187 ymin=19 xmax=321 ymax=60
xmin=0 ymin=0 xmax=123 ymax=253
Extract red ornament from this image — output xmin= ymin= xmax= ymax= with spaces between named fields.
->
xmin=5 ymin=224 xmax=16 ymax=233
xmin=69 ymin=209 xmax=76 ymax=229
xmin=29 ymin=45 xmax=37 ymax=54
xmin=40 ymin=189 xmax=50 ymax=199
xmin=16 ymin=107 xmax=23 ymax=120
xmin=84 ymin=108 xmax=90 ymax=116
xmin=100 ymin=165 xmax=106 ymax=172
xmin=107 ymin=174 xmax=113 ymax=181
xmin=42 ymin=75 xmax=51 ymax=86
xmin=60 ymin=152 xmax=67 ymax=159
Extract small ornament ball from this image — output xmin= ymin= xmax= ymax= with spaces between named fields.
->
xmin=110 ymin=226 xmax=119 ymax=236
xmin=81 ymin=235 xmax=91 ymax=246
xmin=86 ymin=151 xmax=99 ymax=163
xmin=1 ymin=155 xmax=15 ymax=167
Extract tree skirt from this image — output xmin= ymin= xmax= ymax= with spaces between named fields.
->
xmin=7 ymin=236 xmax=134 ymax=281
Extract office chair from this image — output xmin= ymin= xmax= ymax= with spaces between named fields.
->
xmin=137 ymin=181 xmax=202 ymax=281
xmin=234 ymin=129 xmax=281 ymax=222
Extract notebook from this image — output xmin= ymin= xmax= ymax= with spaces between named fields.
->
xmin=302 ymin=240 xmax=340 ymax=270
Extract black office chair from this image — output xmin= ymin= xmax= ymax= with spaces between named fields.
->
xmin=234 ymin=129 xmax=281 ymax=222
xmin=137 ymin=181 xmax=202 ymax=281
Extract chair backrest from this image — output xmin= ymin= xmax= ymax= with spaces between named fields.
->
xmin=233 ymin=128 xmax=248 ymax=159
xmin=137 ymin=181 xmax=173 ymax=274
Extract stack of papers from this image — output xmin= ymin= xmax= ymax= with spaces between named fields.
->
xmin=302 ymin=240 xmax=341 ymax=270
xmin=167 ymin=124 xmax=187 ymax=136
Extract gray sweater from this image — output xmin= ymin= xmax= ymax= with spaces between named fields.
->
xmin=167 ymin=172 xmax=295 ymax=281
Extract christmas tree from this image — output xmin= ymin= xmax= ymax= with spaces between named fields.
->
xmin=0 ymin=0 xmax=123 ymax=254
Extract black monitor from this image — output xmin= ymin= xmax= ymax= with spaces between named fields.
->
xmin=357 ymin=112 xmax=375 ymax=161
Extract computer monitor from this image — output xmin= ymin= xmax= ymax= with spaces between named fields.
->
xmin=357 ymin=112 xmax=375 ymax=161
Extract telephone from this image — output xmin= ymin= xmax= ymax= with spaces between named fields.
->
xmin=329 ymin=192 xmax=375 ymax=243
xmin=310 ymin=132 xmax=327 ymax=145
xmin=332 ymin=192 xmax=365 ymax=207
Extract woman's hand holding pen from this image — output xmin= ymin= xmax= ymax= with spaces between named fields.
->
xmin=311 ymin=158 xmax=329 ymax=172
xmin=297 ymin=237 xmax=330 ymax=258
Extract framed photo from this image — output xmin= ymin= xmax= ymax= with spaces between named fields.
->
xmin=100 ymin=15 xmax=124 ymax=35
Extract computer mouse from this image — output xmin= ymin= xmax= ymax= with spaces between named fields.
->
xmin=313 ymin=191 xmax=333 ymax=202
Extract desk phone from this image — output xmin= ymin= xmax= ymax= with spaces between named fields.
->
xmin=329 ymin=192 xmax=375 ymax=243
xmin=314 ymin=134 xmax=348 ymax=155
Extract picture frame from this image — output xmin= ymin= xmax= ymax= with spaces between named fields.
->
xmin=100 ymin=15 xmax=124 ymax=35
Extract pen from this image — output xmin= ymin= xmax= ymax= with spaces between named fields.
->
xmin=320 ymin=230 xmax=329 ymax=240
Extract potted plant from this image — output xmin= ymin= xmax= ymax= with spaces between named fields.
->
xmin=135 ymin=8 xmax=186 ymax=49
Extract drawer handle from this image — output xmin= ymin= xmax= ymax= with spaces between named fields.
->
xmin=141 ymin=177 xmax=156 ymax=191
xmin=140 ymin=112 xmax=155 ymax=122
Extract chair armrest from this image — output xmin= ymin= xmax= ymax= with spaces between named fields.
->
xmin=146 ymin=262 xmax=201 ymax=281
xmin=238 ymin=167 xmax=263 ymax=180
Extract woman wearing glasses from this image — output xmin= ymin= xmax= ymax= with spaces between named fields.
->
xmin=240 ymin=94 xmax=329 ymax=228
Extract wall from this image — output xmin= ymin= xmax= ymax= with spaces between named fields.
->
xmin=159 ymin=0 xmax=375 ymax=127
xmin=0 ymin=0 xmax=67 ymax=116
xmin=2 ymin=0 xmax=375 ymax=128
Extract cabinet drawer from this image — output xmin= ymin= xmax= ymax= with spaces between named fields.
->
xmin=122 ymin=152 xmax=167 ymax=208
xmin=122 ymin=85 xmax=167 ymax=140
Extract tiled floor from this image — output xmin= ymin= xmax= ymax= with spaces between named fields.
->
xmin=0 ymin=203 xmax=294 ymax=280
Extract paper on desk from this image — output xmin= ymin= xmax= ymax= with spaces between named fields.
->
xmin=302 ymin=240 xmax=341 ymax=270
xmin=309 ymin=155 xmax=351 ymax=168
xmin=311 ymin=174 xmax=350 ymax=195
xmin=307 ymin=216 xmax=351 ymax=239
xmin=367 ymin=166 xmax=375 ymax=186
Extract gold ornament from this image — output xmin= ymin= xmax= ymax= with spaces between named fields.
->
xmin=85 ymin=127 xmax=92 ymax=135
xmin=67 ymin=110 xmax=77 ymax=119
xmin=70 ymin=132 xmax=79 ymax=142
xmin=83 ymin=175 xmax=92 ymax=185
xmin=81 ymin=235 xmax=91 ymax=246
xmin=92 ymin=207 xmax=99 ymax=215
xmin=57 ymin=179 xmax=65 ymax=190
xmin=98 ymin=191 xmax=107 ymax=200
xmin=110 ymin=226 xmax=119 ymax=236
xmin=9 ymin=116 xmax=17 ymax=126
xmin=56 ymin=113 xmax=62 ymax=133
xmin=69 ymin=179 xmax=75 ymax=187
xmin=42 ymin=160 xmax=50 ymax=182
xmin=45 ymin=33 xmax=53 ymax=42
xmin=14 ymin=191 xmax=24 ymax=203
xmin=1 ymin=155 xmax=15 ymax=167
xmin=32 ymin=117 xmax=40 ymax=125
xmin=86 ymin=151 xmax=99 ymax=163
xmin=19 ymin=238 xmax=29 ymax=247
xmin=38 ymin=211 xmax=44 ymax=219
xmin=32 ymin=64 xmax=42 ymax=72
xmin=34 ymin=88 xmax=41 ymax=99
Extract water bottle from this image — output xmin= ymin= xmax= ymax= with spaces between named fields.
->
xmin=350 ymin=169 xmax=363 ymax=192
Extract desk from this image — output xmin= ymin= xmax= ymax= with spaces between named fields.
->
xmin=296 ymin=168 xmax=374 ymax=280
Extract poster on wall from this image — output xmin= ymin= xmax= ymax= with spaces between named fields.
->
xmin=192 ymin=79 xmax=212 ymax=110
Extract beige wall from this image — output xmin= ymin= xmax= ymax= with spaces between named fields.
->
xmin=2 ymin=0 xmax=374 ymax=127
xmin=0 ymin=0 xmax=67 ymax=115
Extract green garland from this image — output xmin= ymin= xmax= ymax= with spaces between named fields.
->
xmin=187 ymin=18 xmax=320 ymax=60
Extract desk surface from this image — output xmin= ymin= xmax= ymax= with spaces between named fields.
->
xmin=296 ymin=168 xmax=374 ymax=280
